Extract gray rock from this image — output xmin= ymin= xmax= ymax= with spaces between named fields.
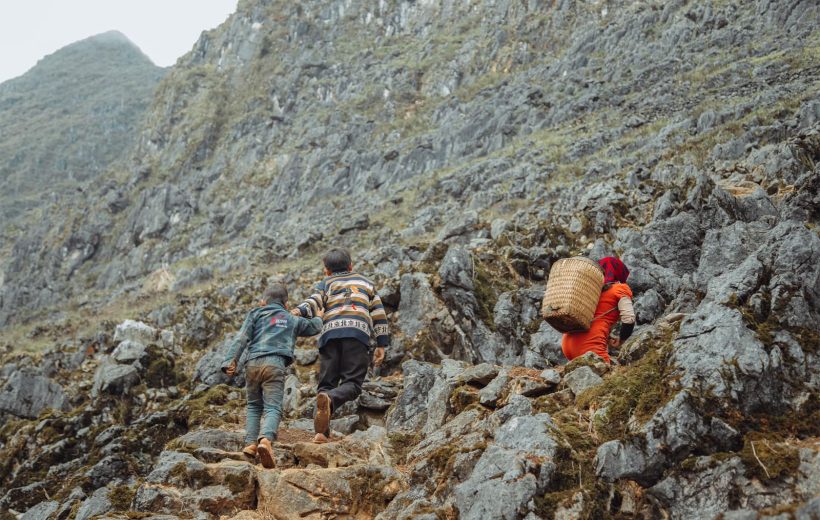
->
xmin=0 ymin=370 xmax=68 ymax=418
xmin=642 ymin=212 xmax=702 ymax=273
xmin=145 ymin=451 xmax=207 ymax=485
xmin=721 ymin=511 xmax=758 ymax=520
xmin=563 ymin=366 xmax=603 ymax=396
xmin=437 ymin=210 xmax=479 ymax=242
xmin=75 ymin=487 xmax=113 ymax=520
xmin=358 ymin=380 xmax=396 ymax=411
xmin=453 ymin=447 xmax=539 ymax=520
xmin=113 ymin=319 xmax=158 ymax=345
xmin=385 ymin=360 xmax=438 ymax=432
xmin=796 ymin=496 xmax=820 ymax=520
xmin=648 ymin=455 xmax=795 ymax=519
xmin=594 ymin=440 xmax=648 ymax=484
xmin=478 ymin=369 xmax=510 ymax=407
xmin=331 ymin=415 xmax=360 ymax=435
xmin=495 ymin=414 xmax=558 ymax=456
xmin=171 ymin=429 xmax=245 ymax=452
xmin=423 ymin=373 xmax=456 ymax=435
xmin=282 ymin=374 xmax=301 ymax=415
xmin=672 ymin=301 xmax=781 ymax=411
xmin=398 ymin=273 xmax=453 ymax=346
xmin=293 ymin=348 xmax=318 ymax=365
xmin=458 ymin=363 xmax=499 ymax=386
xmin=438 ymin=246 xmax=475 ymax=291
xmin=21 ymin=500 xmax=59 ymax=520
xmin=132 ymin=484 xmax=183 ymax=514
xmin=192 ymin=334 xmax=246 ymax=388
xmin=539 ymin=368 xmax=561 ymax=385
xmin=509 ymin=376 xmax=552 ymax=397
xmin=111 ymin=340 xmax=147 ymax=364
xmin=85 ymin=455 xmax=129 ymax=488
xmin=490 ymin=218 xmax=509 ymax=240
xmin=490 ymin=394 xmax=533 ymax=425
xmin=454 ymin=414 xmax=558 ymax=519
xmin=529 ymin=322 xmax=565 ymax=366
xmin=92 ymin=358 xmax=140 ymax=396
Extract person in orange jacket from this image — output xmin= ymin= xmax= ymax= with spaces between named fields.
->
xmin=561 ymin=257 xmax=635 ymax=364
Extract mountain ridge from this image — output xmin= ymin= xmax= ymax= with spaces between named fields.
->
xmin=0 ymin=29 xmax=165 ymax=231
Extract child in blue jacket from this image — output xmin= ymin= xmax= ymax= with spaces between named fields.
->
xmin=222 ymin=283 xmax=321 ymax=468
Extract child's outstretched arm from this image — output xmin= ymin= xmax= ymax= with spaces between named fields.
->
xmin=221 ymin=311 xmax=254 ymax=375
xmin=292 ymin=281 xmax=326 ymax=318
xmin=295 ymin=307 xmax=323 ymax=337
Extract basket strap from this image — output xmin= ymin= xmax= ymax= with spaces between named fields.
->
xmin=591 ymin=306 xmax=618 ymax=322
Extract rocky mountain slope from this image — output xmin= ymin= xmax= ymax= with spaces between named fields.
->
xmin=0 ymin=0 xmax=819 ymax=518
xmin=0 ymin=31 xmax=165 ymax=238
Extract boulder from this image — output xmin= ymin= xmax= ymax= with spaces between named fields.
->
xmin=647 ymin=455 xmax=796 ymax=518
xmin=453 ymin=414 xmax=558 ymax=520
xmin=490 ymin=394 xmax=533 ymax=425
xmin=257 ymin=464 xmax=405 ymax=520
xmin=21 ymin=500 xmax=59 ymax=520
xmin=563 ymin=366 xmax=604 ymax=396
xmin=529 ymin=322 xmax=565 ymax=366
xmin=672 ymin=301 xmax=782 ymax=412
xmin=75 ymin=487 xmax=113 ymax=520
xmin=0 ymin=370 xmax=68 ymax=418
xmin=192 ymin=335 xmax=246 ymax=387
xmin=113 ymin=319 xmax=159 ymax=345
xmin=478 ymin=369 xmax=510 ymax=407
xmin=92 ymin=358 xmax=140 ymax=397
xmin=385 ymin=361 xmax=438 ymax=432
xmin=293 ymin=348 xmax=318 ymax=366
xmin=457 ymin=363 xmax=499 ymax=386
xmin=111 ymin=340 xmax=148 ymax=364
xmin=170 ymin=429 xmax=245 ymax=452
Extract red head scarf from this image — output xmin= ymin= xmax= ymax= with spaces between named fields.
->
xmin=599 ymin=257 xmax=629 ymax=285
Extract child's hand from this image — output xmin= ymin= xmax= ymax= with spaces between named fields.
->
xmin=373 ymin=347 xmax=385 ymax=367
xmin=225 ymin=360 xmax=237 ymax=377
xmin=315 ymin=307 xmax=324 ymax=319
xmin=290 ymin=308 xmax=302 ymax=316
xmin=609 ymin=337 xmax=621 ymax=349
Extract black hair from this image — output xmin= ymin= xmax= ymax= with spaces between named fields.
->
xmin=323 ymin=248 xmax=352 ymax=274
xmin=263 ymin=284 xmax=288 ymax=305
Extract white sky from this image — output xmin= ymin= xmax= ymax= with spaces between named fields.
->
xmin=0 ymin=0 xmax=239 ymax=82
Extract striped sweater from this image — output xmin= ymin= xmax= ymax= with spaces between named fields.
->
xmin=295 ymin=271 xmax=391 ymax=349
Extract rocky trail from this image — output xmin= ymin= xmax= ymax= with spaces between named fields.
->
xmin=1 ymin=301 xmax=818 ymax=519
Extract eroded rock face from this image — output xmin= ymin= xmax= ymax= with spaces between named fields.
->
xmin=0 ymin=370 xmax=68 ymax=418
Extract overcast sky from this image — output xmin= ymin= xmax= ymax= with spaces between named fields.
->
xmin=0 ymin=0 xmax=239 ymax=83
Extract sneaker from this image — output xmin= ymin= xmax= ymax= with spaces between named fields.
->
xmin=257 ymin=438 xmax=275 ymax=469
xmin=314 ymin=392 xmax=331 ymax=437
xmin=313 ymin=432 xmax=329 ymax=444
xmin=242 ymin=443 xmax=258 ymax=458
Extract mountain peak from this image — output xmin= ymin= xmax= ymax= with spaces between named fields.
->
xmin=86 ymin=30 xmax=136 ymax=46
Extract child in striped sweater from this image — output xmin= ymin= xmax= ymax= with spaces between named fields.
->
xmin=291 ymin=248 xmax=391 ymax=443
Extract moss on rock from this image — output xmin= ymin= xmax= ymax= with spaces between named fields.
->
xmin=738 ymin=432 xmax=800 ymax=482
xmin=576 ymin=330 xmax=677 ymax=441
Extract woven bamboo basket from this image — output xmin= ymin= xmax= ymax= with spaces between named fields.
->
xmin=542 ymin=257 xmax=605 ymax=333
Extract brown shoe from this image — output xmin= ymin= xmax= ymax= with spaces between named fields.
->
xmin=242 ymin=443 xmax=257 ymax=458
xmin=315 ymin=392 xmax=331 ymax=437
xmin=257 ymin=438 xmax=275 ymax=469
xmin=313 ymin=433 xmax=329 ymax=444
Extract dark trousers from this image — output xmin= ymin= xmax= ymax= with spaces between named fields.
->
xmin=317 ymin=338 xmax=370 ymax=413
